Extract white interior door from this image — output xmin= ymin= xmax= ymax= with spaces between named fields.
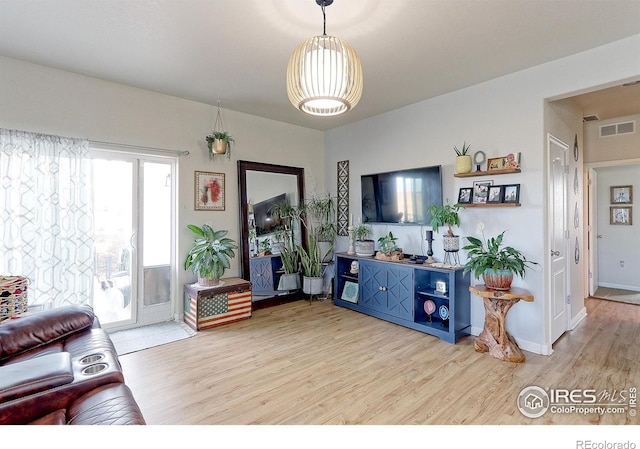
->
xmin=548 ymin=134 xmax=569 ymax=345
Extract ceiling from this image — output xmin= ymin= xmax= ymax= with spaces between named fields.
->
xmin=1 ymin=0 xmax=639 ymax=131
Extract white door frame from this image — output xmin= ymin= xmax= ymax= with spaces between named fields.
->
xmin=584 ymin=158 xmax=640 ymax=297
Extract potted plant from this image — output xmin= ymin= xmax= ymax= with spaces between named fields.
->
xmin=353 ymin=223 xmax=374 ymax=257
xmin=184 ymin=224 xmax=238 ymax=287
xmin=277 ymin=228 xmax=300 ymax=291
xmin=206 ymin=131 xmax=234 ymax=159
xmin=454 ymin=141 xmax=472 ymax=174
xmin=376 ymin=231 xmax=402 ymax=260
xmin=259 ymin=238 xmax=272 ymax=256
xmin=463 ymin=230 xmax=538 ymax=290
xmin=429 ymin=202 xmax=463 ymax=253
xmin=297 ymin=233 xmax=325 ymax=295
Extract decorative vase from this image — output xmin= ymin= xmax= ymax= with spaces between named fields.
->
xmin=482 ymin=269 xmax=513 ymax=290
xmin=198 ymin=277 xmax=220 ymax=287
xmin=302 ymin=276 xmax=323 ymax=295
xmin=211 ymin=139 xmax=227 ymax=155
xmin=355 ymin=240 xmax=375 ymax=257
xmin=455 ymin=155 xmax=472 ymax=174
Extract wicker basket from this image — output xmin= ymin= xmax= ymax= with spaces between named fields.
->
xmin=0 ymin=276 xmax=29 ymax=322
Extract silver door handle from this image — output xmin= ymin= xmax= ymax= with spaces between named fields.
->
xmin=597 ymin=235 xmax=603 ymax=238
xmin=551 ymin=250 xmax=560 ymax=256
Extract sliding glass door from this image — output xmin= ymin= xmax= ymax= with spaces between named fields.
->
xmin=90 ymin=150 xmax=175 ymax=329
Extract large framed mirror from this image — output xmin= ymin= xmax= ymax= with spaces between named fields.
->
xmin=238 ymin=161 xmax=307 ymax=305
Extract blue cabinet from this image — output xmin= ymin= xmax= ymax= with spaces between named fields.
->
xmin=359 ymin=259 xmax=413 ymax=321
xmin=334 ymin=254 xmax=470 ymax=344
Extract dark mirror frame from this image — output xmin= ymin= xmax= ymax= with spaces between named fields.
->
xmin=237 ymin=160 xmax=307 ymax=283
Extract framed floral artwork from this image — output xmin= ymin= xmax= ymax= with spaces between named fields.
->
xmin=195 ymin=171 xmax=225 ymax=211
xmin=610 ymin=185 xmax=632 ymax=204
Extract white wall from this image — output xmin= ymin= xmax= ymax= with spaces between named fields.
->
xmin=584 ymin=113 xmax=640 ymax=163
xmin=0 ymin=55 xmax=325 ymax=318
xmin=595 ymin=165 xmax=640 ymax=291
xmin=324 ymin=34 xmax=640 ymax=355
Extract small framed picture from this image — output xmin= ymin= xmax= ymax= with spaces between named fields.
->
xmin=487 ymin=185 xmax=504 ymax=204
xmin=503 ymin=184 xmax=520 ymax=203
xmin=610 ymin=185 xmax=632 ymax=204
xmin=504 ymin=152 xmax=520 ymax=169
xmin=195 ymin=171 xmax=225 ymax=211
xmin=473 ymin=180 xmax=493 ymax=204
xmin=487 ymin=157 xmax=505 ymax=171
xmin=341 ymin=281 xmax=359 ymax=303
xmin=458 ymin=187 xmax=473 ymax=204
xmin=610 ymin=206 xmax=632 ymax=225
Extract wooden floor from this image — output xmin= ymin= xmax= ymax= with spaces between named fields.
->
xmin=119 ymin=297 xmax=639 ymax=425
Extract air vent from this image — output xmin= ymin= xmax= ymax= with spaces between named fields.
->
xmin=583 ymin=114 xmax=600 ymax=122
xmin=599 ymin=120 xmax=636 ymax=138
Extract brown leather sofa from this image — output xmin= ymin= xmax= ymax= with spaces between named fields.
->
xmin=0 ymin=304 xmax=145 ymax=425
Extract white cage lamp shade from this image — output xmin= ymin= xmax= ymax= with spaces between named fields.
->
xmin=286 ymin=34 xmax=363 ymax=116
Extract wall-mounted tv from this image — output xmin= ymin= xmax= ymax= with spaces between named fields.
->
xmin=361 ymin=165 xmax=442 ymax=225
xmin=253 ymin=193 xmax=287 ymax=236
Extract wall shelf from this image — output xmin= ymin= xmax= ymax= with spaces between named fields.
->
xmin=459 ymin=203 xmax=521 ymax=208
xmin=454 ymin=168 xmax=520 ymax=178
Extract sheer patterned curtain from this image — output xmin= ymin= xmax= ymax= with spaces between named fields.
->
xmin=0 ymin=128 xmax=94 ymax=309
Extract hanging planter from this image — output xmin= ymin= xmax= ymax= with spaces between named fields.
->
xmin=205 ymin=103 xmax=234 ymax=160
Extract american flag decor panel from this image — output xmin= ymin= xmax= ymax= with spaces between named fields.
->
xmin=184 ymin=286 xmax=252 ymax=331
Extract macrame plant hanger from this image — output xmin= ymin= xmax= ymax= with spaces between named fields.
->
xmin=207 ymin=100 xmax=232 ymax=160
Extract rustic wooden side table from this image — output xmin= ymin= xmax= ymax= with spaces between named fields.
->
xmin=469 ymin=284 xmax=533 ymax=363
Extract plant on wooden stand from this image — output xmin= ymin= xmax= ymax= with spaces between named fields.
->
xmin=429 ymin=202 xmax=463 ymax=257
xmin=463 ymin=230 xmax=538 ymax=290
xmin=184 ymin=224 xmax=238 ymax=287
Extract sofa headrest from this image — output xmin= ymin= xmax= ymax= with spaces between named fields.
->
xmin=0 ymin=304 xmax=95 ymax=361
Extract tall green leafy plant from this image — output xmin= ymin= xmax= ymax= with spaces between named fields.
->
xmin=428 ymin=202 xmax=462 ymax=236
xmin=184 ymin=224 xmax=238 ymax=280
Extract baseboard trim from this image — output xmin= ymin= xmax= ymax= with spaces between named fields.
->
xmin=598 ymin=283 xmax=640 ymax=292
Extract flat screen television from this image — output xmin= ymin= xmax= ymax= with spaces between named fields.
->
xmin=253 ymin=193 xmax=287 ymax=236
xmin=361 ymin=165 xmax=442 ymax=225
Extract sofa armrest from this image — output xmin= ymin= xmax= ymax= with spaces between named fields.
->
xmin=0 ymin=352 xmax=73 ymax=403
xmin=0 ymin=305 xmax=94 ymax=362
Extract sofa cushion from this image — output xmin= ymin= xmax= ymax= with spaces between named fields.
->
xmin=0 ymin=352 xmax=73 ymax=403
xmin=67 ymin=383 xmax=146 ymax=425
xmin=0 ymin=305 xmax=94 ymax=362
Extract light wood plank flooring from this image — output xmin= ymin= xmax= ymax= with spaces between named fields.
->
xmin=119 ymin=297 xmax=639 ymax=425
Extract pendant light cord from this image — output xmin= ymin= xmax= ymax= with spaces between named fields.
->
xmin=321 ymin=1 xmax=327 ymax=36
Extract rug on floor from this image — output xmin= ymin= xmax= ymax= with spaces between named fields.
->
xmin=592 ymin=287 xmax=640 ymax=306
xmin=108 ymin=320 xmax=196 ymax=356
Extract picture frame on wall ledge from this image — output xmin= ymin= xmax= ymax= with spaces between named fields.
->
xmin=610 ymin=185 xmax=632 ymax=204
xmin=473 ymin=180 xmax=493 ymax=204
xmin=487 ymin=185 xmax=504 ymax=204
xmin=610 ymin=206 xmax=632 ymax=225
xmin=458 ymin=187 xmax=473 ymax=204
xmin=503 ymin=184 xmax=520 ymax=203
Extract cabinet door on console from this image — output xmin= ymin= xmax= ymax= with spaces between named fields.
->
xmin=250 ymin=257 xmax=274 ymax=294
xmin=360 ymin=260 xmax=413 ymax=320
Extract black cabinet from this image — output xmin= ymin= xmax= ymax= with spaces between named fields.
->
xmin=334 ymin=254 xmax=470 ymax=343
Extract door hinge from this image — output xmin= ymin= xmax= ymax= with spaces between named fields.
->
xmin=589 ymin=271 xmax=593 ymax=279
xmin=565 ymin=165 xmax=570 ymax=174
xmin=565 ymin=230 xmax=570 ymax=239
xmin=566 ymin=295 xmax=571 ymax=304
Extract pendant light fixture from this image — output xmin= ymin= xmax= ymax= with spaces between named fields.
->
xmin=286 ymin=0 xmax=363 ymax=117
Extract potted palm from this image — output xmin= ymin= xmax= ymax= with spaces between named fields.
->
xmin=463 ymin=230 xmax=538 ymax=290
xmin=184 ymin=224 xmax=238 ymax=287
xmin=353 ymin=223 xmax=374 ymax=257
xmin=454 ymin=141 xmax=472 ymax=174
xmin=206 ymin=131 xmax=234 ymax=159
